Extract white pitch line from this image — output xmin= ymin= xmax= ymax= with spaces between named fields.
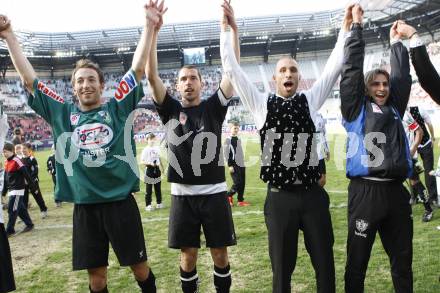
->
xmin=245 ymin=186 xmax=347 ymax=194
xmin=33 ymin=204 xmax=348 ymax=231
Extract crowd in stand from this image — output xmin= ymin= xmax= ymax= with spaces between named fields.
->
xmin=1 ymin=42 xmax=440 ymax=143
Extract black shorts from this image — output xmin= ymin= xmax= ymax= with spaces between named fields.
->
xmin=0 ymin=223 xmax=15 ymax=293
xmin=168 ymin=192 xmax=237 ymax=249
xmin=72 ymin=194 xmax=147 ymax=270
xmin=318 ymin=159 xmax=326 ymax=175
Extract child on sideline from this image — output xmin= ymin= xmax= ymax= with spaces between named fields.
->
xmin=141 ymin=133 xmax=163 ymax=211
xmin=22 ymin=143 xmax=48 ymax=218
xmin=1 ymin=142 xmax=36 ymax=237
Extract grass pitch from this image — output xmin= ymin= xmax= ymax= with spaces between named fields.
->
xmin=6 ymin=134 xmax=440 ymax=292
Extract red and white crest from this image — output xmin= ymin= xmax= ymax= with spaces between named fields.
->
xmin=179 ymin=112 xmax=187 ymax=125
xmin=70 ymin=113 xmax=81 ymax=126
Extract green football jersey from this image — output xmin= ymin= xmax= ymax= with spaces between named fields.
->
xmin=28 ymin=70 xmax=143 ymax=203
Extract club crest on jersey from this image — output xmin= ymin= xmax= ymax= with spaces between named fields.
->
xmin=355 ymin=219 xmax=368 ymax=238
xmin=70 ymin=113 xmax=81 ymax=126
xmin=179 ymin=112 xmax=187 ymax=125
xmin=71 ymin=123 xmax=114 ymax=150
xmin=97 ymin=111 xmax=111 ymax=124
xmin=114 ymin=71 xmax=137 ymax=102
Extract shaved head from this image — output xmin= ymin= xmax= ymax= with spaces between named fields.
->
xmin=275 ymin=56 xmax=299 ymax=73
xmin=273 ymin=56 xmax=301 ymax=98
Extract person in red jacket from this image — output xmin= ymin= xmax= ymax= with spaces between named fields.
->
xmin=1 ymin=142 xmax=35 ymax=237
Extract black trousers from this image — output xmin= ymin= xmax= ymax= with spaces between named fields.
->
xmin=418 ymin=142 xmax=438 ymax=201
xmin=227 ymin=166 xmax=246 ymax=202
xmin=0 ymin=223 xmax=15 ymax=293
xmin=24 ymin=183 xmax=47 ymax=212
xmin=145 ymin=182 xmax=162 ymax=206
xmin=264 ymin=184 xmax=335 ymax=293
xmin=345 ymin=178 xmax=413 ymax=293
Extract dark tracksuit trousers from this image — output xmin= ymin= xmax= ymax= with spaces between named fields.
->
xmin=0 ymin=223 xmax=15 ymax=293
xmin=23 ymin=183 xmax=47 ymax=212
xmin=227 ymin=165 xmax=246 ymax=202
xmin=145 ymin=166 xmax=162 ymax=206
xmin=264 ymin=184 xmax=335 ymax=293
xmin=6 ymin=195 xmax=33 ymax=234
xmin=345 ymin=178 xmax=413 ymax=293
xmin=418 ymin=142 xmax=438 ymax=202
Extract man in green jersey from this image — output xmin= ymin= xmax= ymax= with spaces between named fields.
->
xmin=0 ymin=1 xmax=167 ymax=292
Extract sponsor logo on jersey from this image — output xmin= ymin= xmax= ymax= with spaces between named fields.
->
xmin=355 ymin=219 xmax=368 ymax=238
xmin=70 ymin=113 xmax=81 ymax=126
xmin=71 ymin=123 xmax=114 ymax=150
xmin=37 ymin=81 xmax=65 ymax=104
xmin=114 ymin=71 xmax=137 ymax=102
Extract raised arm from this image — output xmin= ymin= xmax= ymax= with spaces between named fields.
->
xmin=388 ymin=21 xmax=411 ymax=117
xmin=340 ymin=5 xmax=365 ymax=122
xmin=219 ymin=0 xmax=240 ymax=98
xmin=145 ymin=1 xmax=168 ymax=105
xmin=0 ymin=15 xmax=37 ymax=93
xmin=132 ymin=0 xmax=167 ymax=82
xmin=220 ymin=5 xmax=267 ymax=129
xmin=304 ymin=4 xmax=353 ymax=114
xmin=397 ymin=21 xmax=440 ymax=105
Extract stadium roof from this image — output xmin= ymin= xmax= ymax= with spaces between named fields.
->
xmin=0 ymin=0 xmax=439 ymax=72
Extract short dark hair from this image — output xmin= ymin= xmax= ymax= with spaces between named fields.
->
xmin=23 ymin=142 xmax=33 ymax=150
xmin=179 ymin=65 xmax=202 ymax=81
xmin=147 ymin=133 xmax=156 ymax=140
xmin=364 ymin=68 xmax=390 ymax=95
xmin=71 ymin=59 xmax=105 ymax=86
xmin=230 ymin=121 xmax=240 ymax=127
xmin=3 ymin=142 xmax=14 ymax=152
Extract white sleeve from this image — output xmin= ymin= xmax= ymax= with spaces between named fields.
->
xmin=221 ymin=31 xmax=268 ymax=130
xmin=140 ymin=148 xmax=148 ymax=164
xmin=0 ymin=113 xmax=8 ymax=152
xmin=420 ymin=109 xmax=431 ymax=124
xmin=303 ymin=30 xmax=349 ymax=119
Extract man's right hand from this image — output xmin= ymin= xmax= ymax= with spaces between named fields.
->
xmin=396 ymin=21 xmax=417 ymax=40
xmin=145 ymin=0 xmax=168 ymax=31
xmin=352 ymin=4 xmax=364 ymax=24
xmin=342 ymin=4 xmax=355 ymax=32
xmin=229 ymin=166 xmax=234 ymax=173
xmin=221 ymin=0 xmax=237 ymax=32
xmin=0 ymin=15 xmax=12 ymax=39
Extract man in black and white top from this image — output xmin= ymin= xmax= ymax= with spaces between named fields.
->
xmin=224 ymin=121 xmax=249 ymax=206
xmin=146 ymin=1 xmax=240 ymax=292
xmin=221 ymin=3 xmax=352 ymax=292
xmin=408 ymin=106 xmax=437 ymax=205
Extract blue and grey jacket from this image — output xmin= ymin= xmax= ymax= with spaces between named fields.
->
xmin=340 ymin=25 xmax=412 ymax=180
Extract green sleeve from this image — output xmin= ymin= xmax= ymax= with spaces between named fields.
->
xmin=27 ymin=79 xmax=67 ymax=125
xmin=108 ymin=69 xmax=144 ymax=116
